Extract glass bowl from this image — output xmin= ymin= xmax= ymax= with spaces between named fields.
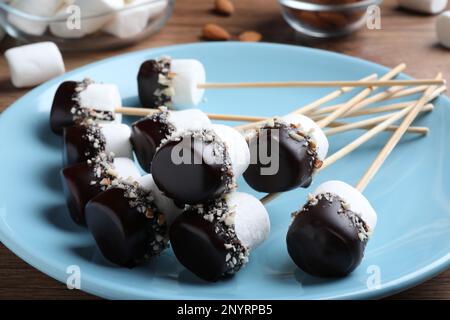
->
xmin=279 ymin=0 xmax=382 ymax=38
xmin=0 ymin=0 xmax=174 ymax=51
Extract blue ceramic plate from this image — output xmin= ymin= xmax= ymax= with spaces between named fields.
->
xmin=0 ymin=43 xmax=449 ymax=300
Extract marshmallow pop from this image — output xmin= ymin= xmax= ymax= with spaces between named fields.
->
xmin=286 ymin=86 xmax=433 ymax=277
xmin=131 ymin=108 xmax=212 ymax=171
xmin=50 ymin=79 xmax=122 ymax=135
xmin=170 ymin=192 xmax=270 ymax=282
xmin=63 ymin=119 xmax=133 ymax=167
xmin=244 ymin=114 xmax=329 ymax=193
xmin=137 ymin=56 xmax=206 ymax=109
xmin=151 ymin=124 xmax=251 ymax=204
xmin=287 ymin=181 xmax=376 ymax=277
xmin=61 ymin=155 xmax=141 ymax=226
xmin=85 ymin=174 xmax=174 ymax=268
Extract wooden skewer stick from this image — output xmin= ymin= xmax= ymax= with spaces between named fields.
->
xmin=328 ymin=121 xmax=429 ymax=135
xmin=310 ymin=85 xmax=445 ymax=118
xmin=355 ymin=74 xmax=442 ymax=192
xmin=310 ymin=101 xmax=434 ymax=122
xmin=294 ymin=74 xmax=378 ymax=115
xmin=237 ymin=74 xmax=380 ymax=131
xmin=324 ymin=104 xmax=433 ymax=136
xmin=322 ymin=104 xmax=417 ymax=170
xmin=261 ymin=75 xmax=441 ymax=205
xmin=316 ymin=63 xmax=407 ymax=128
xmin=197 ymin=78 xmax=444 ymax=89
xmin=115 ymin=107 xmax=266 ymax=122
xmin=260 ymin=192 xmax=281 ymax=205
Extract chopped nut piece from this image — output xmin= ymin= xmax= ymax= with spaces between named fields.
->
xmin=145 ymin=208 xmax=154 ymax=219
xmin=157 ymin=214 xmax=166 ymax=226
xmin=314 ymin=159 xmax=323 ymax=169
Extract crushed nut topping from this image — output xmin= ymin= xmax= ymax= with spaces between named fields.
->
xmin=188 ymin=198 xmax=249 ymax=275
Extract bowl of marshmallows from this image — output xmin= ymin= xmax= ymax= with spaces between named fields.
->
xmin=0 ymin=0 xmax=174 ymax=50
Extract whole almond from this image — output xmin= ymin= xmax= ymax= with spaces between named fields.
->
xmin=214 ymin=0 xmax=235 ymax=16
xmin=238 ymin=31 xmax=262 ymax=42
xmin=202 ymin=23 xmax=231 ymax=41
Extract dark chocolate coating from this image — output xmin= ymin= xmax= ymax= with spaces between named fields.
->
xmin=286 ymin=196 xmax=366 ymax=277
xmin=151 ymin=136 xmax=227 ymax=204
xmin=50 ymin=81 xmax=78 ymax=135
xmin=63 ymin=125 xmax=100 ymax=167
xmin=137 ymin=60 xmax=166 ymax=108
xmin=131 ymin=117 xmax=170 ymax=172
xmin=85 ymin=188 xmax=151 ymax=268
xmin=170 ymin=212 xmax=228 ymax=282
xmin=243 ymin=126 xmax=315 ymax=193
xmin=60 ymin=162 xmax=103 ymax=226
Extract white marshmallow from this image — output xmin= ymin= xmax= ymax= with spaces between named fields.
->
xmin=103 ymin=0 xmax=168 ymax=38
xmin=280 ymin=114 xmax=329 ymax=161
xmin=170 ymin=59 xmax=206 ymax=108
xmin=7 ymin=0 xmax=64 ymax=36
xmin=138 ymin=174 xmax=183 ymax=226
xmin=226 ymin=192 xmax=270 ymax=250
xmin=211 ymin=124 xmax=251 ymax=179
xmin=113 ymin=157 xmax=141 ymax=181
xmin=5 ymin=42 xmax=65 ymax=88
xmin=398 ymin=0 xmax=447 ymax=14
xmin=313 ymin=180 xmax=377 ymax=232
xmin=78 ymin=83 xmax=121 ymax=113
xmin=112 ymin=113 xmax=123 ymax=124
xmin=437 ymin=11 xmax=450 ymax=48
xmin=166 ymin=109 xmax=212 ymax=137
xmin=50 ymin=0 xmax=124 ymax=38
xmin=100 ymin=123 xmax=133 ymax=159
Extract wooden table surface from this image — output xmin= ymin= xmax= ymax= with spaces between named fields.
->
xmin=0 ymin=0 xmax=449 ymax=299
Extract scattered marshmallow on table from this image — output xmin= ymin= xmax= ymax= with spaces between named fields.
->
xmin=103 ymin=0 xmax=169 ymax=38
xmin=5 ymin=42 xmax=65 ymax=88
xmin=50 ymin=0 xmax=125 ymax=38
xmin=437 ymin=11 xmax=450 ymax=49
xmin=7 ymin=0 xmax=64 ymax=36
xmin=398 ymin=0 xmax=448 ymax=14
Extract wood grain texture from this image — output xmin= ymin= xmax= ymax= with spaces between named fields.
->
xmin=0 ymin=0 xmax=449 ymax=299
